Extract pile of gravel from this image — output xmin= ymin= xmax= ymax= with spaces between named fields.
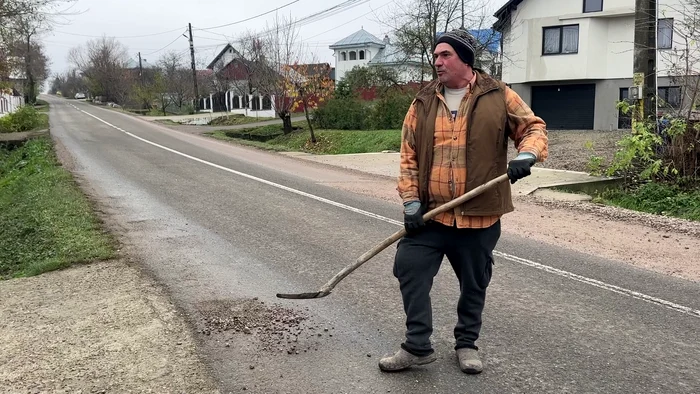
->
xmin=198 ymin=298 xmax=335 ymax=355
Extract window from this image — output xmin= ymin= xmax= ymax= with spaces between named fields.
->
xmin=543 ymin=25 xmax=579 ymax=55
xmin=583 ymin=0 xmax=603 ymax=13
xmin=341 ymin=52 xmax=346 ymax=61
xmin=658 ymin=86 xmax=681 ymax=108
xmin=359 ymin=50 xmax=365 ymax=60
xmin=262 ymin=95 xmax=272 ymax=110
xmin=658 ymin=18 xmax=673 ymax=49
xmin=349 ymin=51 xmax=357 ymax=60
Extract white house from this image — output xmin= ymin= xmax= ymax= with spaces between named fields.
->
xmin=494 ymin=0 xmax=692 ymax=130
xmin=329 ymin=29 xmax=426 ymax=82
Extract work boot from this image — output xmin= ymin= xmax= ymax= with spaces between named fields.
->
xmin=378 ymin=348 xmax=437 ymax=372
xmin=456 ymin=347 xmax=483 ymax=374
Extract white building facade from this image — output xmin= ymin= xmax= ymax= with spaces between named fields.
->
xmin=495 ymin=0 xmax=693 ymax=130
xmin=329 ymin=29 xmax=426 ymax=83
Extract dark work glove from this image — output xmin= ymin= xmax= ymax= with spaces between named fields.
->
xmin=507 ymin=153 xmax=537 ymax=184
xmin=403 ymin=201 xmax=425 ymax=234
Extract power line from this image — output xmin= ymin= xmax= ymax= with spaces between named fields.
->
xmin=143 ymin=30 xmax=189 ymax=56
xmin=53 ymin=26 xmax=189 ymax=39
xmin=223 ymin=0 xmax=370 ymax=44
xmin=303 ymin=0 xmax=395 ymax=40
xmin=195 ymin=0 xmax=301 ymax=31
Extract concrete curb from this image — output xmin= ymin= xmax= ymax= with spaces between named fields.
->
xmin=0 ymin=128 xmax=50 ymax=148
xmin=531 ymin=177 xmax=624 ymax=196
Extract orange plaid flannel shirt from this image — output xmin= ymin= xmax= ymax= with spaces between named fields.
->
xmin=397 ymin=75 xmax=548 ymax=229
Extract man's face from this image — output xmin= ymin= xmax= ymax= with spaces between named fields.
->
xmin=433 ymin=43 xmax=472 ymax=89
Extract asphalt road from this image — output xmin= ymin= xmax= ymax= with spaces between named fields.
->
xmin=46 ymin=96 xmax=700 ymax=394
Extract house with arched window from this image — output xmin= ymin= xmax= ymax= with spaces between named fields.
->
xmin=329 ymin=29 xmax=426 ymax=83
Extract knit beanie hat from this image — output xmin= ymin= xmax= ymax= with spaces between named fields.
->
xmin=434 ymin=28 xmax=478 ymax=66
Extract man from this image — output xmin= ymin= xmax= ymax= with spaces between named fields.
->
xmin=378 ymin=28 xmax=548 ymax=374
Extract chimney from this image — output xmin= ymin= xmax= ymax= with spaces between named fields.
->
xmin=383 ymin=35 xmax=390 ymax=44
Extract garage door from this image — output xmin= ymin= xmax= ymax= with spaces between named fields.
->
xmin=531 ymin=84 xmax=596 ymax=130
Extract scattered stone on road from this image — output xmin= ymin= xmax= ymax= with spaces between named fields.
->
xmin=198 ymin=298 xmax=324 ymax=355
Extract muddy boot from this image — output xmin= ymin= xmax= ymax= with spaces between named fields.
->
xmin=456 ymin=348 xmax=482 ymax=374
xmin=378 ymin=348 xmax=437 ymax=372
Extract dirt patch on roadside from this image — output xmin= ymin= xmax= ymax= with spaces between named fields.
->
xmin=0 ymin=259 xmax=219 ymax=394
xmin=524 ymin=195 xmax=700 ymax=238
xmin=508 ymin=129 xmax=627 ymax=172
xmin=505 ymin=195 xmax=700 ymax=283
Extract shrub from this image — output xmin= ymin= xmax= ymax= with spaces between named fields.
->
xmin=312 ymin=96 xmax=368 ymax=130
xmin=367 ymin=92 xmax=413 ymax=130
xmin=0 ymin=105 xmax=42 ymax=133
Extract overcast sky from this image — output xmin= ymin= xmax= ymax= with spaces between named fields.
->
xmin=42 ymin=0 xmax=500 ymax=78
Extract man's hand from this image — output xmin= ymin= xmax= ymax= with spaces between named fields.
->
xmin=507 ymin=152 xmax=536 ymax=184
xmin=403 ymin=201 xmax=425 ymax=234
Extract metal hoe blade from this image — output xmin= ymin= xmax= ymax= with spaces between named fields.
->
xmin=276 ymin=291 xmax=330 ymax=299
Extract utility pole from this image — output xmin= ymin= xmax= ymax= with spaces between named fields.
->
xmin=25 ymin=32 xmax=34 ymax=104
xmin=188 ymin=23 xmax=200 ymax=112
xmin=461 ymin=0 xmax=465 ymax=28
xmin=632 ymin=0 xmax=657 ymax=126
xmin=138 ymin=52 xmax=143 ymax=85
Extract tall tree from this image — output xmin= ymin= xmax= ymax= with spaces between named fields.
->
xmin=245 ymin=14 xmax=302 ymax=134
xmin=68 ymin=36 xmax=132 ymax=104
xmin=50 ymin=68 xmax=87 ymax=97
xmin=287 ymin=62 xmax=334 ymax=143
xmin=158 ymin=51 xmax=191 ymax=112
xmin=378 ymin=0 xmax=500 ymax=79
xmin=1 ymin=0 xmax=77 ymax=101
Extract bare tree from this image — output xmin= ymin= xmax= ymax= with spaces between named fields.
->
xmin=247 ymin=14 xmax=302 ymax=134
xmin=50 ymin=68 xmax=86 ymax=97
xmin=376 ymin=0 xmax=518 ymax=80
xmin=158 ymin=51 xmax=191 ymax=113
xmin=69 ymin=36 xmax=132 ymax=104
xmin=1 ymin=0 xmax=78 ymax=101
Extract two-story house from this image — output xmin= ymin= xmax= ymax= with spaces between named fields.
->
xmin=329 ymin=29 xmax=426 ymax=83
xmin=494 ymin=0 xmax=687 ymax=130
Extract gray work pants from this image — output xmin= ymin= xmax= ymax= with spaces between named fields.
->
xmin=393 ymin=220 xmax=500 ymax=356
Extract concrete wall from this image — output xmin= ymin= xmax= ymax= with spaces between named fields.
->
xmin=594 ymin=78 xmax=632 ymax=130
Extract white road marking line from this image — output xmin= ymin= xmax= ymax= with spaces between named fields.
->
xmin=73 ymin=104 xmax=700 ymax=319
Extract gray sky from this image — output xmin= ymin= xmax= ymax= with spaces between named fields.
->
xmin=42 ymin=0 xmax=500 ymax=78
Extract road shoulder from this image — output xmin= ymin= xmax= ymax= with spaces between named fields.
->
xmin=0 ymin=131 xmax=220 ymax=393
xmin=0 ymin=259 xmax=219 ymax=393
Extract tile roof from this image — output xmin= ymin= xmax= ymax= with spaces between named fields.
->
xmin=368 ymin=43 xmax=421 ymax=65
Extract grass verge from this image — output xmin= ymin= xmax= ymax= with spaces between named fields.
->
xmin=593 ymin=181 xmax=700 ymax=221
xmin=208 ymin=122 xmax=401 ymax=155
xmin=36 ymin=113 xmax=49 ymax=130
xmin=0 ymin=137 xmax=116 ymax=279
xmin=209 ymin=114 xmax=277 ymax=126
